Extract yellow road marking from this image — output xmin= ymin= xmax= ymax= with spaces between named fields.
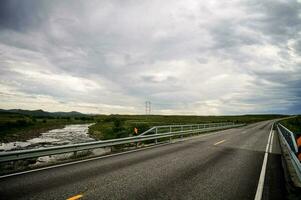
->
xmin=214 ymin=139 xmax=226 ymax=145
xmin=67 ymin=194 xmax=83 ymax=200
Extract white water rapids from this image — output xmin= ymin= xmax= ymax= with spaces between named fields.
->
xmin=0 ymin=123 xmax=95 ymax=151
xmin=0 ymin=123 xmax=111 ymax=164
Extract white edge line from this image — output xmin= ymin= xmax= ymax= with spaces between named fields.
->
xmin=254 ymin=123 xmax=274 ymax=200
xmin=269 ymin=131 xmax=274 ymax=153
xmin=0 ymin=127 xmax=240 ymax=179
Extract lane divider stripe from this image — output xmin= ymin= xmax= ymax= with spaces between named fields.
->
xmin=67 ymin=194 xmax=83 ymax=200
xmin=214 ymin=139 xmax=226 ymax=145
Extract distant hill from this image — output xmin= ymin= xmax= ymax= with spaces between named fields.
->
xmin=0 ymin=109 xmax=86 ymax=117
xmin=52 ymin=111 xmax=85 ymax=117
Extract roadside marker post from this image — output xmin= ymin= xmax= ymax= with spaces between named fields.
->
xmin=134 ymin=128 xmax=140 ymax=147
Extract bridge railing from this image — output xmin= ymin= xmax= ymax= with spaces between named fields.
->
xmin=139 ymin=122 xmax=235 ymax=136
xmin=277 ymin=123 xmax=301 ymax=182
xmin=0 ymin=122 xmax=243 ymax=163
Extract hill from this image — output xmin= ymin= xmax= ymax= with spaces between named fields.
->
xmin=0 ymin=109 xmax=86 ymax=117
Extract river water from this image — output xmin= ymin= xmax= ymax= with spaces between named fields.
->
xmin=0 ymin=123 xmax=112 ymax=166
xmin=0 ymin=123 xmax=95 ymax=152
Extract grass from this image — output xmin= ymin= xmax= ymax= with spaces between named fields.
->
xmin=0 ymin=110 xmax=288 ymax=143
xmin=279 ymin=115 xmax=301 ymax=136
xmin=89 ymin=114 xmax=286 ymax=140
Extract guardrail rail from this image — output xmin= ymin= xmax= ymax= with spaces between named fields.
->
xmin=277 ymin=123 xmax=301 ymax=184
xmin=0 ymin=122 xmax=244 ymax=163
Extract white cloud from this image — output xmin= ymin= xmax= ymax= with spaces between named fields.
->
xmin=0 ymin=0 xmax=300 ymax=114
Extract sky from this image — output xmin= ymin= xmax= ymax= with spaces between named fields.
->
xmin=0 ymin=0 xmax=301 ymax=115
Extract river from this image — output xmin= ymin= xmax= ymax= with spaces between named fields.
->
xmin=0 ymin=123 xmax=95 ymax=152
xmin=0 ymin=124 xmax=113 ymax=169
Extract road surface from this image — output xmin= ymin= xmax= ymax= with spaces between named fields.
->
xmin=0 ymin=120 xmax=286 ymax=200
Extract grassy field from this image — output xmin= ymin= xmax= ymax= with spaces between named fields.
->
xmin=0 ymin=109 xmax=288 ymax=143
xmin=279 ymin=115 xmax=301 ymax=136
xmin=89 ymin=114 xmax=286 ymax=140
xmin=0 ymin=111 xmax=94 ymax=143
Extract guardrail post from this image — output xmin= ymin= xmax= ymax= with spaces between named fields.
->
xmin=169 ymin=126 xmax=172 ymax=143
xmin=155 ymin=127 xmax=158 ymax=144
xmin=181 ymin=126 xmax=183 ymax=138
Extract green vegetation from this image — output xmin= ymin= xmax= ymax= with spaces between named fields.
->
xmin=280 ymin=116 xmax=301 ymax=136
xmin=89 ymin=115 xmax=152 ymax=140
xmin=0 ymin=110 xmax=94 ymax=143
xmin=0 ymin=109 xmax=288 ymax=143
xmin=89 ymin=114 xmax=286 ymax=140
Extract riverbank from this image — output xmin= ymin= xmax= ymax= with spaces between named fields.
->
xmin=0 ymin=111 xmax=94 ymax=143
xmin=0 ymin=123 xmax=97 ymax=175
xmin=0 ymin=124 xmax=95 ymax=151
xmin=0 ymin=124 xmax=65 ymax=143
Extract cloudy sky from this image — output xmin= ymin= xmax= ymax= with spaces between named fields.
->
xmin=0 ymin=0 xmax=300 ymax=115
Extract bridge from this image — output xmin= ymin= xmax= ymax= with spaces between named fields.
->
xmin=0 ymin=120 xmax=300 ymax=199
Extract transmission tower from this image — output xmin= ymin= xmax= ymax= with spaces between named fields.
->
xmin=145 ymin=101 xmax=151 ymax=115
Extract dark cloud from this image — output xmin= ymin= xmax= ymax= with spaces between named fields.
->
xmin=245 ymin=0 xmax=301 ymax=44
xmin=0 ymin=0 xmax=51 ymax=32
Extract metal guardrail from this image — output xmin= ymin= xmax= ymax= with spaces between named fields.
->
xmin=278 ymin=124 xmax=298 ymax=153
xmin=139 ymin=122 xmax=235 ymax=136
xmin=277 ymin=123 xmax=301 ymax=182
xmin=0 ymin=122 xmax=244 ymax=163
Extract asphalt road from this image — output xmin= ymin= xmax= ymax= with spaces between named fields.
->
xmin=0 ymin=120 xmax=286 ymax=200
